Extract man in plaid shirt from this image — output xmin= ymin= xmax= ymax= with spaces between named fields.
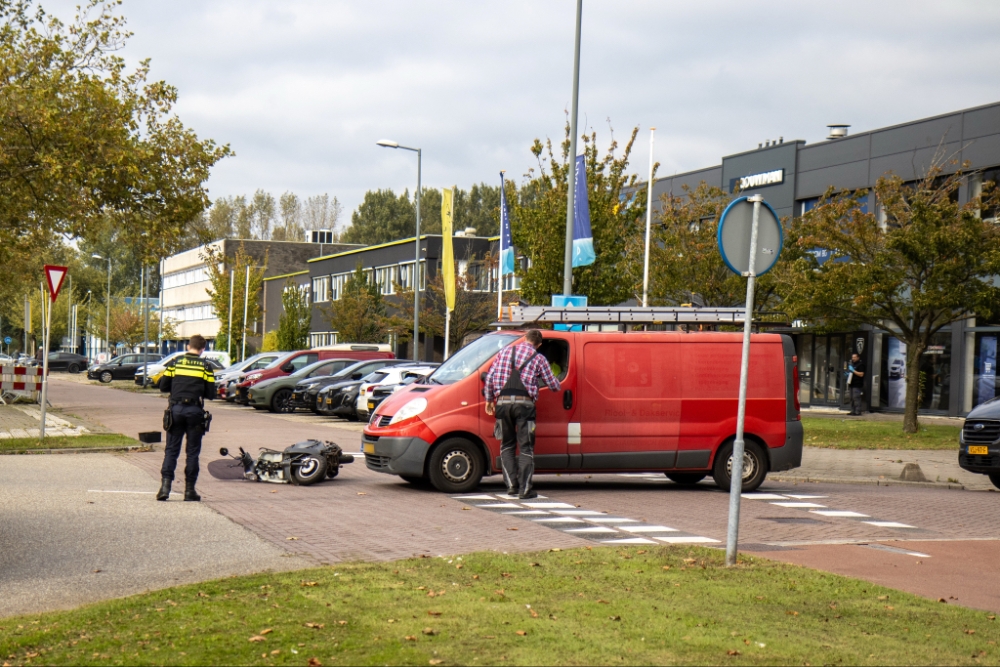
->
xmin=485 ymin=329 xmax=560 ymax=499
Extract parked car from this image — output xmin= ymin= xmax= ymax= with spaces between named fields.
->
xmin=246 ymin=358 xmax=359 ymax=413
xmin=362 ymin=330 xmax=802 ymax=493
xmin=291 ymin=359 xmax=414 ymax=412
xmin=88 ymin=352 xmax=164 ymax=383
xmin=958 ymin=399 xmax=1000 ymax=489
xmin=234 ymin=346 xmax=394 ymax=404
xmin=356 ymin=365 xmax=438 ymax=422
xmin=136 ymin=350 xmax=230 ymax=388
xmin=888 ymin=358 xmax=905 ymax=380
xmin=368 ymin=374 xmax=424 ymax=418
xmin=42 ymin=352 xmax=90 ymax=373
xmin=215 ymin=352 xmax=285 ymax=401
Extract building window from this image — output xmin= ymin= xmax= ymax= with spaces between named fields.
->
xmin=330 ymin=273 xmax=350 ymax=301
xmin=166 ymin=303 xmax=215 ymax=323
xmin=312 ymin=276 xmax=330 ymax=303
xmin=970 ymin=169 xmax=1000 ymax=222
xmin=162 ymin=266 xmax=209 ymax=290
xmin=374 ymin=266 xmax=396 ymax=295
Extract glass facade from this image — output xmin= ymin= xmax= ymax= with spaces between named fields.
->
xmin=971 ymin=332 xmax=999 ymax=408
xmin=878 ymin=333 xmax=951 ymax=412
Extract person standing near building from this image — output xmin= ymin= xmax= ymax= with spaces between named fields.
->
xmin=484 ymin=329 xmax=560 ymax=499
xmin=848 ymin=352 xmax=865 ymax=416
xmin=157 ymin=334 xmax=215 ymax=501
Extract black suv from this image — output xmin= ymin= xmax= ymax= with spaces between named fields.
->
xmin=88 ymin=353 xmax=163 ymax=383
xmin=959 ymin=399 xmax=1000 ymax=489
xmin=290 ymin=359 xmax=411 ymax=412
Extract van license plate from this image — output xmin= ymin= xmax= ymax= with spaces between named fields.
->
xmin=969 ymin=445 xmax=989 ymax=455
xmin=325 ymin=398 xmax=332 ymax=405
xmin=363 ymin=443 xmax=375 ymax=454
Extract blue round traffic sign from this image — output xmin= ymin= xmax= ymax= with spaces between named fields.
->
xmin=3 ymin=336 xmax=11 ymax=345
xmin=717 ymin=196 xmax=783 ymax=276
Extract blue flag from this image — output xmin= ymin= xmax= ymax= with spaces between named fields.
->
xmin=572 ymin=154 xmax=595 ymax=267
xmin=499 ymin=172 xmax=515 ymax=275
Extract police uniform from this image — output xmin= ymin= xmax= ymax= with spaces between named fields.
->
xmin=157 ymin=353 xmax=216 ymax=501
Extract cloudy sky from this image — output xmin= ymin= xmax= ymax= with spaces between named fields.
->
xmin=49 ymin=0 xmax=1000 ymax=227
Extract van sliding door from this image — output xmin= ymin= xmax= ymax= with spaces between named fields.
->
xmin=578 ymin=337 xmax=681 ymax=470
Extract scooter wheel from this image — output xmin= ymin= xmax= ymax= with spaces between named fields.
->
xmin=292 ymin=455 xmax=328 ymax=485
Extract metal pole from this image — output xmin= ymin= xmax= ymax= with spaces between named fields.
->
xmin=241 ymin=265 xmax=250 ymax=362
xmin=143 ymin=265 xmax=150 ymax=384
xmin=105 ymin=258 xmax=111 ymax=359
xmin=725 ymin=194 xmax=762 ymax=567
xmin=497 ymin=171 xmax=505 ymax=325
xmin=562 ymin=0 xmax=583 ymax=297
xmin=67 ymin=275 xmax=72 ymax=352
xmin=227 ymin=269 xmax=234 ymax=359
xmin=24 ymin=294 xmax=28 ymax=356
xmin=642 ymin=128 xmax=656 ymax=307
xmin=444 ymin=309 xmax=451 ymax=360
xmin=39 ymin=289 xmax=51 ymax=438
xmin=413 ymin=148 xmax=422 ymax=362
xmin=158 ymin=258 xmax=164 ymax=355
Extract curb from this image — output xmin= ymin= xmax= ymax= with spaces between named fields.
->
xmin=769 ymin=473 xmax=966 ymax=490
xmin=0 ymin=445 xmax=153 ymax=456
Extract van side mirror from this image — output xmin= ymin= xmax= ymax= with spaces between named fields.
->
xmin=480 ymin=372 xmax=488 ymax=382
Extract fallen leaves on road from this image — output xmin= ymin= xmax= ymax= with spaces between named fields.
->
xmin=308 ymin=659 xmax=322 ymax=667
xmin=429 ymin=660 xmax=443 ymax=666
xmin=609 ymin=615 xmax=621 ymax=621
xmin=259 ymin=628 xmax=273 ymax=635
xmin=662 ymin=566 xmax=671 ymax=571
xmin=427 ymin=611 xmax=442 ymax=616
xmin=727 ymin=650 xmax=741 ymax=657
xmin=422 ymin=628 xmax=437 ymax=635
xmin=301 ymin=581 xmax=318 ymax=587
xmin=305 ymin=623 xmax=325 ymax=629
xmin=515 ymin=630 xmax=527 ymax=636
xmin=286 ymin=537 xmax=299 ymax=541
xmin=786 ymin=611 xmax=799 ymax=616
xmin=357 ymin=492 xmax=367 ymax=496
xmin=461 ymin=507 xmax=471 ymax=510
xmin=507 ymin=527 xmax=518 ymax=531
xmin=597 ymin=599 xmax=609 ymax=604
xmin=248 ymin=636 xmax=266 ymax=643
xmin=404 ymin=635 xmax=417 ymax=642
xmin=965 ymin=629 xmax=976 ymax=635
xmin=549 ymin=548 xmax=561 ymax=552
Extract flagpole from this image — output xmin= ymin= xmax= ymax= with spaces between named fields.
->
xmin=497 ymin=171 xmax=506 ymax=327
xmin=562 ymin=0 xmax=583 ymax=297
xmin=40 ymin=286 xmax=51 ymax=438
xmin=642 ymin=127 xmax=656 ymax=307
xmin=444 ymin=309 xmax=451 ymax=359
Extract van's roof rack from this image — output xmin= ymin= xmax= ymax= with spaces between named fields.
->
xmin=494 ymin=305 xmax=789 ymax=328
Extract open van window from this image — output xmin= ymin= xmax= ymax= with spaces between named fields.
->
xmin=538 ymin=338 xmax=569 ymax=381
xmin=428 ymin=333 xmax=520 ymax=385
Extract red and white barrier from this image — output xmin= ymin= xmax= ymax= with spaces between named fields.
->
xmin=0 ymin=366 xmax=44 ymax=393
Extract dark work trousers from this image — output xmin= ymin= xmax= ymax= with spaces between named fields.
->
xmin=496 ymin=400 xmax=536 ymax=495
xmin=850 ymin=386 xmax=865 ymax=415
xmin=161 ymin=404 xmax=205 ymax=483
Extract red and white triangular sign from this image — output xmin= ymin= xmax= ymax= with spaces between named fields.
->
xmin=44 ymin=265 xmax=68 ymax=302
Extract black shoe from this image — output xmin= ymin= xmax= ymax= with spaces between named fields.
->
xmin=518 ymin=490 xmax=538 ymax=500
xmin=184 ymin=480 xmax=201 ymax=502
xmin=156 ymin=477 xmax=172 ymax=501
xmin=506 ymin=487 xmax=519 ymax=496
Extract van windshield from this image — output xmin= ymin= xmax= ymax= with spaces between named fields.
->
xmin=427 ymin=333 xmax=519 ymax=385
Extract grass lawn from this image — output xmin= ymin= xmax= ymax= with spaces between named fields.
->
xmin=802 ymin=416 xmax=961 ymax=450
xmin=0 ymin=433 xmax=143 ymax=453
xmin=1 ymin=546 xmax=997 ymax=666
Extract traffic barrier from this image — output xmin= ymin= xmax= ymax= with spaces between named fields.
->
xmin=0 ymin=366 xmax=44 ymax=403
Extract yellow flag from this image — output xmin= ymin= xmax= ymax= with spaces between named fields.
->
xmin=442 ymin=187 xmax=455 ymax=312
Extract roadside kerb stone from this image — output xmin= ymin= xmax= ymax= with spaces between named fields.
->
xmin=0 ymin=444 xmax=153 ymax=456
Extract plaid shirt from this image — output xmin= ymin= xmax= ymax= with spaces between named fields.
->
xmin=485 ymin=342 xmax=561 ymax=402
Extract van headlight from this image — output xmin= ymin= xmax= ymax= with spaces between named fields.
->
xmin=389 ymin=397 xmax=428 ymax=425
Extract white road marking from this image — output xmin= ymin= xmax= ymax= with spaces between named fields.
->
xmin=476 ymin=503 xmax=521 ymax=509
xmin=863 ymin=521 xmax=916 ymax=529
xmin=784 ymin=494 xmax=827 ymax=499
xmin=770 ymin=502 xmax=827 ymax=508
xmin=88 ymin=490 xmax=155 ymax=494
xmin=503 ymin=510 xmax=550 ymax=516
xmin=565 ymin=527 xmax=618 ymax=534
xmin=602 ymin=538 xmax=657 ymax=545
xmin=452 ymin=495 xmax=497 ymax=500
xmin=810 ymin=510 xmax=870 ymax=518
xmin=655 ymin=536 xmax=721 ymax=544
xmin=533 ymin=517 xmax=586 ymax=523
xmin=588 ymin=517 xmax=638 ymax=523
xmin=552 ymin=510 xmax=605 ymax=516
xmin=495 ymin=494 xmax=547 ymax=500
xmin=619 ymin=525 xmax=679 ymax=533
xmin=741 ymin=493 xmax=787 ymax=500
xmin=522 ymin=502 xmax=575 ymax=509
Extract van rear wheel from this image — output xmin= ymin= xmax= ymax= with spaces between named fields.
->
xmin=428 ymin=438 xmax=484 ymax=494
xmin=989 ymin=473 xmax=1000 ymax=490
xmin=666 ymin=473 xmax=707 ymax=485
xmin=712 ymin=440 xmax=767 ymax=492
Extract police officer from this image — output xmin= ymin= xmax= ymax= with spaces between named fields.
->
xmin=485 ymin=329 xmax=560 ymax=500
xmin=157 ymin=334 xmax=216 ymax=501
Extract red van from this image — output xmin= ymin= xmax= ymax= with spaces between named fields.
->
xmin=234 ymin=345 xmax=394 ymax=403
xmin=362 ymin=330 xmax=801 ymax=493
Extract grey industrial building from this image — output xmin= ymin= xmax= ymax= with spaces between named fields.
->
xmin=650 ymin=101 xmax=1000 ymax=416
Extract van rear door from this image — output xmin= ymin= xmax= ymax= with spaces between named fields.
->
xmin=578 ymin=334 xmax=681 ymax=469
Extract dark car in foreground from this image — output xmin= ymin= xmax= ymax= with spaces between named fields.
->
xmin=88 ymin=353 xmax=164 ymax=383
xmin=959 ymin=398 xmax=1000 ymax=489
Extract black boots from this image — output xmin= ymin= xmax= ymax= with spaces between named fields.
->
xmin=157 ymin=477 xmax=199 ymax=501
xmin=156 ymin=477 xmax=171 ymax=501
xmin=184 ymin=479 xmax=201 ymax=502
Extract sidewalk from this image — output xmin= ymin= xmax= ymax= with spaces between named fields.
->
xmin=777 ymin=446 xmax=993 ymax=491
xmin=0 ymin=404 xmax=99 ymax=439
xmin=802 ymin=406 xmax=963 ymax=425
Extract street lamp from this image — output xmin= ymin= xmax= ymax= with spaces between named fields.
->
xmin=377 ymin=139 xmax=422 ymax=361
xmin=92 ymin=254 xmax=111 ymax=359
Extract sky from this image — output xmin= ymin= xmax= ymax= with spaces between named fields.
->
xmin=47 ymin=0 xmax=1000 ymax=230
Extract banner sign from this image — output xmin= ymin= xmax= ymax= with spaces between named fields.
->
xmin=499 ymin=173 xmax=515 ymax=276
xmin=441 ymin=187 xmax=455 ymax=312
xmin=572 ymin=154 xmax=595 ymax=267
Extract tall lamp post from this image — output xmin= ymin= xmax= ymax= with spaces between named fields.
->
xmin=92 ymin=254 xmax=111 ymax=359
xmin=562 ymin=0 xmax=583 ymax=296
xmin=376 ymin=139 xmax=422 ymax=361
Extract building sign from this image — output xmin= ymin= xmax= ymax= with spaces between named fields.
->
xmin=731 ymin=168 xmax=784 ymax=192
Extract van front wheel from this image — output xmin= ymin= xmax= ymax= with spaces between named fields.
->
xmin=428 ymin=438 xmax=484 ymax=494
xmin=712 ymin=440 xmax=767 ymax=493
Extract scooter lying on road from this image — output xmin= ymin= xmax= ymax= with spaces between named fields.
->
xmin=219 ymin=439 xmax=354 ymax=486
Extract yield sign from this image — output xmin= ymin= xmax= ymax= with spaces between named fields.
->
xmin=44 ymin=265 xmax=68 ymax=302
